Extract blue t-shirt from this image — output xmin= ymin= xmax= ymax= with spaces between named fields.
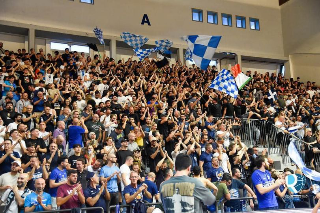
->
xmin=24 ymin=167 xmax=43 ymax=191
xmin=84 ymin=185 xmax=107 ymax=213
xmin=2 ymin=81 xmax=16 ymax=96
xmin=143 ymin=180 xmax=158 ymax=203
xmin=0 ymin=151 xmax=20 ymax=175
xmin=99 ymin=165 xmax=120 ymax=193
xmin=49 ymin=167 xmax=67 ymax=197
xmin=205 ymin=121 xmax=215 ymax=139
xmin=123 ymin=184 xmax=143 ymax=205
xmin=68 ymin=126 xmax=85 ymax=148
xmin=32 ymin=96 xmax=45 ymax=112
xmin=199 ymin=152 xmax=213 ymax=174
xmin=252 ymin=169 xmax=278 ymax=209
xmin=24 ymin=192 xmax=52 ymax=211
xmin=225 ymin=179 xmax=245 ymax=211
xmin=207 ymin=166 xmax=224 ymax=182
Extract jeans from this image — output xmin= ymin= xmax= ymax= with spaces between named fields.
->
xmin=107 ymin=192 xmax=120 ymax=213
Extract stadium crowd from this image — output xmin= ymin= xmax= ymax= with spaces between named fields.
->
xmin=1 ymin=41 xmax=320 ymax=213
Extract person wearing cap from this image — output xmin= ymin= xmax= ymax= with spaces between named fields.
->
xmin=84 ymin=172 xmax=110 ymax=213
xmin=116 ymin=139 xmax=133 ymax=167
xmin=0 ymin=139 xmax=21 ymax=176
xmin=68 ymin=144 xmax=87 ymax=168
xmin=24 ymin=178 xmax=52 ymax=212
xmin=0 ymin=160 xmax=22 ymax=198
xmin=147 ymin=136 xmax=165 ymax=173
xmin=109 ymin=126 xmax=124 ymax=149
xmin=0 ymin=172 xmax=31 ymax=213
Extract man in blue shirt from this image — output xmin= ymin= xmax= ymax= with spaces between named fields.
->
xmin=100 ymin=153 xmax=121 ymax=212
xmin=199 ymin=143 xmax=213 ymax=176
xmin=143 ymin=172 xmax=160 ymax=203
xmin=84 ymin=172 xmax=110 ymax=213
xmin=49 ymin=156 xmax=68 ymax=209
xmin=68 ymin=117 xmax=88 ymax=149
xmin=24 ymin=178 xmax=52 ymax=212
xmin=251 ymin=155 xmax=285 ymax=210
xmin=207 ymin=156 xmax=224 ymax=182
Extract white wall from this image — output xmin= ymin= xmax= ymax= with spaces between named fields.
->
xmin=242 ymin=61 xmax=280 ymax=75
xmin=289 ymin=54 xmax=320 ymax=84
xmin=0 ymin=0 xmax=285 ymax=60
xmin=35 ymin=38 xmax=46 ymax=53
xmin=0 ymin=33 xmax=26 ymax=51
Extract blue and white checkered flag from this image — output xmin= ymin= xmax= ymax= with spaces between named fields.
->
xmin=209 ymin=69 xmax=238 ymax=98
xmin=155 ymin=39 xmax=173 ymax=53
xmin=120 ymin=32 xmax=149 ymax=49
xmin=185 ymin=49 xmax=193 ymax=61
xmin=93 ymin=27 xmax=105 ymax=45
xmin=182 ymin=35 xmax=221 ymax=70
xmin=134 ymin=48 xmax=157 ymax=61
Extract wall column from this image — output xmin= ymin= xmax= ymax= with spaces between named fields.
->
xmin=236 ymin=54 xmax=242 ymax=68
xmin=178 ymin=47 xmax=184 ymax=64
xmin=28 ymin=28 xmax=35 ymax=51
xmin=110 ymin=38 xmax=117 ymax=60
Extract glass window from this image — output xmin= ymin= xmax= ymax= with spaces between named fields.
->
xmin=80 ymin=0 xmax=93 ymax=4
xmin=50 ymin=42 xmax=69 ymax=51
xmin=192 ymin=9 xmax=203 ymax=22
xmin=222 ymin=13 xmax=232 ymax=27
xmin=70 ymin=45 xmax=90 ymax=53
xmin=207 ymin=11 xmax=218 ymax=24
xmin=250 ymin=18 xmax=260 ymax=30
xmin=236 ymin=16 xmax=246 ymax=29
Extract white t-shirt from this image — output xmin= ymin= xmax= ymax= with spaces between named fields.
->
xmin=11 ymin=139 xmax=26 ymax=157
xmin=213 ymin=152 xmax=229 ymax=173
xmin=1 ymin=188 xmax=31 ymax=213
xmin=76 ymin=100 xmax=87 ymax=111
xmin=0 ymin=173 xmax=19 ymax=197
xmin=217 ymin=131 xmax=230 ymax=148
xmin=87 ymin=165 xmax=101 ymax=176
xmin=45 ymin=74 xmax=54 ymax=85
xmin=6 ymin=122 xmax=18 ymax=133
xmin=39 ymin=131 xmax=50 ymax=146
xmin=120 ymin=164 xmax=131 ymax=191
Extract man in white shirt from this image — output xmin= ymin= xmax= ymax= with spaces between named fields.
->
xmin=97 ymin=78 xmax=109 ymax=96
xmin=127 ymin=133 xmax=138 ymax=152
xmin=76 ymin=93 xmax=86 ymax=111
xmin=120 ymin=156 xmax=133 ymax=192
xmin=6 ymin=114 xmax=22 ymax=133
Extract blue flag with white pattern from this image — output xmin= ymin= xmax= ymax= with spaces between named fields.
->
xmin=93 ymin=27 xmax=105 ymax=45
xmin=182 ymin=35 xmax=221 ymax=70
xmin=209 ymin=69 xmax=238 ymax=98
xmin=134 ymin=48 xmax=157 ymax=61
xmin=185 ymin=49 xmax=193 ymax=61
xmin=155 ymin=39 xmax=173 ymax=53
xmin=120 ymin=32 xmax=149 ymax=49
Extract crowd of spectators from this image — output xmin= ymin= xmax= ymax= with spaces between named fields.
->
xmin=1 ymin=41 xmax=320 ymax=212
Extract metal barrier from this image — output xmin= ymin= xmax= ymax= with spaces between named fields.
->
xmin=219 ymin=197 xmax=255 ymax=213
xmin=30 ymin=206 xmax=104 ymax=213
xmin=109 ymin=202 xmax=162 ymax=213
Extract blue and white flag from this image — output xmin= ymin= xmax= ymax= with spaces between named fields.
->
xmin=93 ymin=27 xmax=105 ymax=45
xmin=268 ymin=88 xmax=277 ymax=103
xmin=185 ymin=49 xmax=193 ymax=61
xmin=182 ymin=35 xmax=221 ymax=70
xmin=288 ymin=139 xmax=320 ymax=181
xmin=209 ymin=69 xmax=238 ymax=98
xmin=120 ymin=32 xmax=149 ymax=49
xmin=134 ymin=48 xmax=157 ymax=61
xmin=155 ymin=39 xmax=173 ymax=53
xmin=288 ymin=126 xmax=300 ymax=134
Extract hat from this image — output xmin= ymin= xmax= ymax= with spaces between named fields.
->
xmin=150 ymin=136 xmax=157 ymax=142
xmin=12 ymin=161 xmax=21 ymax=167
xmin=73 ymin=144 xmax=81 ymax=148
xmin=121 ymin=139 xmax=128 ymax=143
xmin=86 ymin=172 xmax=95 ymax=181
xmin=134 ymin=148 xmax=141 ymax=152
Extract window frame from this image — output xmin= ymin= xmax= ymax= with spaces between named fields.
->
xmin=236 ymin=15 xmax=246 ymax=29
xmin=207 ymin=11 xmax=218 ymax=25
xmin=80 ymin=0 xmax=94 ymax=4
xmin=192 ymin=8 xmax=203 ymax=22
xmin=249 ymin=17 xmax=260 ymax=31
xmin=221 ymin=13 xmax=232 ymax=27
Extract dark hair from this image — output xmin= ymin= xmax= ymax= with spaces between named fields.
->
xmin=164 ymin=168 xmax=172 ymax=178
xmin=232 ymin=167 xmax=239 ymax=176
xmin=57 ymin=155 xmax=68 ymax=165
xmin=9 ymin=129 xmax=18 ymax=136
xmin=26 ymin=142 xmax=36 ymax=148
xmin=175 ymin=153 xmax=192 ymax=171
xmin=67 ymin=169 xmax=77 ymax=177
xmin=255 ymin=155 xmax=266 ymax=169
xmin=77 ymin=158 xmax=86 ymax=165
xmin=193 ymin=166 xmax=201 ymax=176
xmin=247 ymin=148 xmax=254 ymax=155
xmin=221 ymin=173 xmax=232 ymax=181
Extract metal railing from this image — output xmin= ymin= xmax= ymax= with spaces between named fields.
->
xmin=30 ymin=206 xmax=104 ymax=213
xmin=109 ymin=202 xmax=162 ymax=213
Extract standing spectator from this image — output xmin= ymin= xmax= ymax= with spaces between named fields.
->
xmin=147 ymin=137 xmax=165 ymax=173
xmin=0 ymin=161 xmax=22 ymax=198
xmin=40 ymin=106 xmax=55 ymax=133
xmin=56 ymin=170 xmax=85 ymax=210
xmin=68 ymin=117 xmax=88 ymax=149
xmin=24 ymin=156 xmax=48 ymax=191
xmin=76 ymin=158 xmax=90 ymax=190
xmin=109 ymin=126 xmax=124 ymax=149
xmin=43 ymin=142 xmax=60 ymax=171
xmin=116 ymin=140 xmax=133 ymax=167
xmin=160 ymin=154 xmax=215 ymax=212
xmin=87 ymin=159 xmax=103 ymax=176
xmin=0 ymin=173 xmax=31 ymax=213
xmin=22 ymin=105 xmax=37 ymax=130
xmin=16 ymin=92 xmax=31 ymax=114
xmin=69 ymin=144 xmax=85 ymax=169
xmin=206 ymin=157 xmax=224 ymax=182
xmin=32 ymin=91 xmax=45 ymax=113
xmin=6 ymin=113 xmax=22 ymax=133
xmin=100 ymin=153 xmax=121 ymax=212
xmin=0 ymin=101 xmax=17 ymax=126
xmin=143 ymin=172 xmax=160 ymax=203
xmin=24 ymin=178 xmax=52 ymax=212
xmin=199 ymin=143 xmax=214 ymax=176
xmin=49 ymin=156 xmax=68 ymax=209
xmin=252 ymin=155 xmax=285 ymax=210
xmin=53 ymin=121 xmax=66 ymax=150
xmin=84 ymin=172 xmax=110 ymax=213
xmin=120 ymin=156 xmax=133 ymax=212
xmin=0 ymin=139 xmax=21 ymax=175
xmin=86 ymin=114 xmax=105 ymax=143
xmin=25 ymin=128 xmax=47 ymax=154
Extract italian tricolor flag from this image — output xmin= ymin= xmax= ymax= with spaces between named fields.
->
xmin=231 ymin=64 xmax=252 ymax=90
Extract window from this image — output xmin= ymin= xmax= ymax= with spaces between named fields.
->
xmin=70 ymin=45 xmax=89 ymax=53
xmin=192 ymin=9 xmax=203 ymax=22
xmin=236 ymin=16 xmax=246 ymax=29
xmin=250 ymin=18 xmax=260 ymax=30
xmin=207 ymin=11 xmax=218 ymax=24
xmin=222 ymin=13 xmax=232 ymax=26
xmin=80 ymin=0 xmax=94 ymax=4
xmin=50 ymin=42 xmax=69 ymax=51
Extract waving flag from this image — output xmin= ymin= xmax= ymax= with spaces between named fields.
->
xmin=134 ymin=48 xmax=157 ymax=61
xmin=182 ymin=35 xmax=221 ymax=70
xmin=93 ymin=27 xmax=105 ymax=45
xmin=155 ymin=39 xmax=173 ymax=53
xmin=120 ymin=32 xmax=149 ymax=49
xmin=268 ymin=88 xmax=277 ymax=104
xmin=209 ymin=69 xmax=238 ymax=98
xmin=185 ymin=49 xmax=193 ymax=61
xmin=231 ymin=64 xmax=252 ymax=90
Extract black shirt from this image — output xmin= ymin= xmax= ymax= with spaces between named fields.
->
xmin=25 ymin=138 xmax=46 ymax=150
xmin=69 ymin=155 xmax=87 ymax=169
xmin=116 ymin=150 xmax=133 ymax=167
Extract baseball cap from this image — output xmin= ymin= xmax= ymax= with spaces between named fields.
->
xmin=73 ymin=144 xmax=81 ymax=148
xmin=12 ymin=161 xmax=21 ymax=167
xmin=86 ymin=172 xmax=95 ymax=181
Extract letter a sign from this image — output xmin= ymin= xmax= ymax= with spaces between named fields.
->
xmin=141 ymin=14 xmax=151 ymax=26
